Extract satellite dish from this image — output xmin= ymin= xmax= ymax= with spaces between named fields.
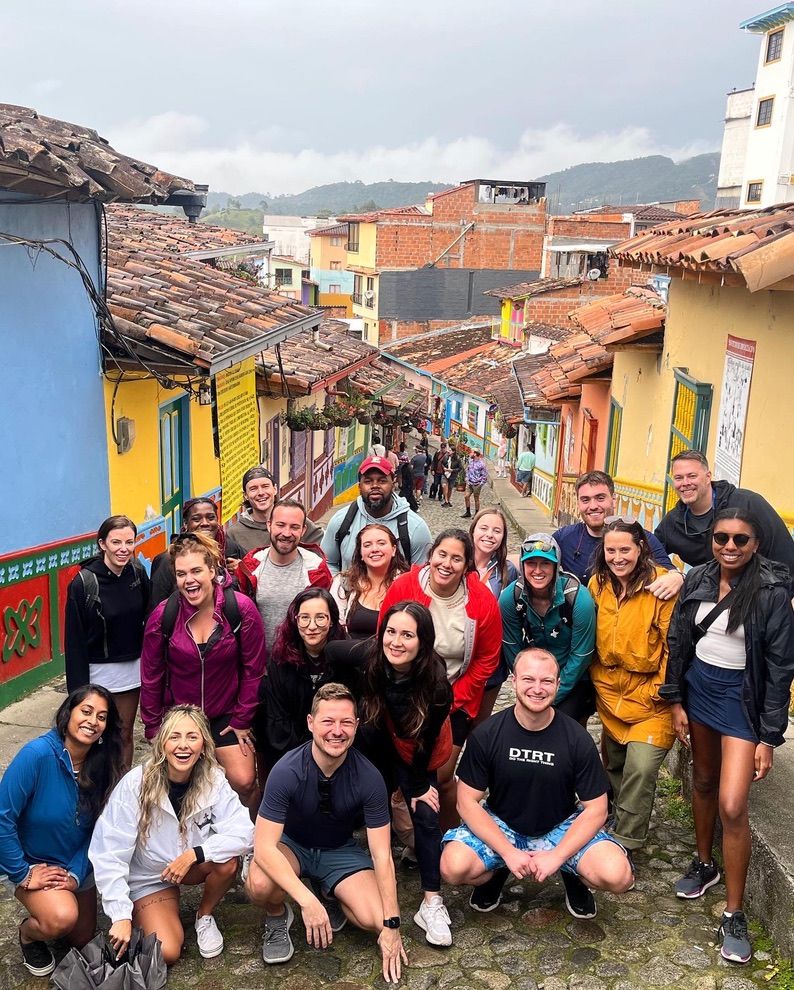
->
xmin=587 ymin=268 xmax=602 ymax=281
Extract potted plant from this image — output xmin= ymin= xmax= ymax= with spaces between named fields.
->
xmin=280 ymin=407 xmax=317 ymax=432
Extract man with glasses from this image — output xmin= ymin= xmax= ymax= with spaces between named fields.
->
xmin=655 ymin=449 xmax=794 ymax=584
xmin=441 ymin=649 xmax=633 ymax=920
xmin=237 ymin=499 xmax=332 ymax=648
xmin=246 ymin=683 xmax=407 ymax=984
xmin=553 ymin=471 xmax=682 ymax=600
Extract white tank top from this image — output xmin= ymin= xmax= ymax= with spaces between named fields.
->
xmin=695 ymin=601 xmax=746 ymax=670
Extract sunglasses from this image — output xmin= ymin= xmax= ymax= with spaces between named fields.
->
xmin=318 ymin=777 xmax=332 ymax=815
xmin=604 ymin=515 xmax=641 ymax=527
xmin=712 ymin=532 xmax=757 ymax=548
xmin=297 ymin=613 xmax=331 ymax=628
xmin=521 ymin=537 xmax=556 ymax=554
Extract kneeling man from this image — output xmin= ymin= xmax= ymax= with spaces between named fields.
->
xmin=247 ymin=683 xmax=406 ymax=984
xmin=441 ymin=648 xmax=633 ymax=917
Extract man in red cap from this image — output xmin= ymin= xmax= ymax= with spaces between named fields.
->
xmin=320 ymin=456 xmax=432 ymax=575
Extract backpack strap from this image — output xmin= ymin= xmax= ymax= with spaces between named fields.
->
xmin=222 ymin=585 xmax=243 ymax=651
xmin=78 ymin=570 xmax=108 ymax=660
xmin=396 ymin=511 xmax=412 ymax=563
xmin=160 ymin=591 xmax=182 ymax=674
xmin=558 ymin=571 xmax=582 ymax=628
xmin=161 ymin=586 xmax=243 ymax=657
xmin=334 ymin=501 xmax=360 ymax=557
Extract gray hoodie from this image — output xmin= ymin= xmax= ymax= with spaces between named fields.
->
xmin=320 ymin=494 xmax=433 ymax=576
xmin=225 ymin=506 xmax=325 ymax=556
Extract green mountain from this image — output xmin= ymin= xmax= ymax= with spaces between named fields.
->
xmin=205 ymin=180 xmax=450 ymax=216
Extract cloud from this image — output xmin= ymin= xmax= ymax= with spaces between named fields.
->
xmin=106 ymin=114 xmax=716 ymax=194
xmin=31 ymin=78 xmax=63 ymax=97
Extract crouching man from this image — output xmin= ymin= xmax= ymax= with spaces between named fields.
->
xmin=246 ymin=683 xmax=407 ymax=984
xmin=441 ymin=648 xmax=633 ymax=918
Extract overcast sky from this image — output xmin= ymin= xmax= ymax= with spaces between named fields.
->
xmin=3 ymin=0 xmax=759 ymax=194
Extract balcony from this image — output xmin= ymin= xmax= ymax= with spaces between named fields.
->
xmin=364 ymin=294 xmax=376 ymax=309
xmin=352 ymin=292 xmax=363 ymax=305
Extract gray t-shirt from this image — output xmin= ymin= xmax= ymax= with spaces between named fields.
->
xmin=255 ymin=554 xmax=308 ymax=648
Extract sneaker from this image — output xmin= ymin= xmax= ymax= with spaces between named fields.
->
xmin=195 ymin=914 xmax=224 ymax=959
xmin=414 ymin=894 xmax=452 ymax=947
xmin=562 ymin=871 xmax=597 ymax=919
xmin=18 ymin=928 xmax=55 ymax=978
xmin=460 ymin=511 xmax=471 ymax=519
xmin=718 ymin=910 xmax=752 ymax=964
xmin=309 ymin=878 xmax=347 ymax=933
xmin=262 ymin=903 xmax=294 ymax=965
xmin=240 ymin=851 xmax=253 ymax=884
xmin=469 ymin=866 xmax=509 ymax=912
xmin=675 ymin=857 xmax=721 ymax=899
xmin=400 ymin=846 xmax=419 ymax=870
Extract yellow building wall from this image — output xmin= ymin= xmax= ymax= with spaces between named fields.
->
xmin=311 ymin=235 xmax=348 ymax=270
xmin=611 ymin=278 xmax=794 ymax=525
xmin=318 ymin=292 xmax=353 ymax=314
xmin=104 ymin=378 xmax=219 ymax=524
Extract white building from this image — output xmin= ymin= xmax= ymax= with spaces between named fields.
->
xmin=716 ymin=3 xmax=794 ymax=209
xmin=261 ymin=215 xmax=334 ymax=263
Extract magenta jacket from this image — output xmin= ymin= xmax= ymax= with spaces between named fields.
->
xmin=140 ymin=585 xmax=267 ymax=740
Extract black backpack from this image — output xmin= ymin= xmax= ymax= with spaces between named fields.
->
xmin=334 ymin=500 xmax=412 ymax=564
xmin=512 ymin=569 xmax=582 ymax=647
xmin=79 ymin=560 xmax=147 ymax=661
xmin=159 ymin=585 xmax=243 ymax=660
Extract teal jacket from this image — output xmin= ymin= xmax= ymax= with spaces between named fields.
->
xmin=499 ymin=574 xmax=596 ymax=701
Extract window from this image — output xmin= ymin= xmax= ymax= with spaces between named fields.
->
xmin=746 ymin=181 xmax=763 ymax=203
xmin=347 ymin=222 xmax=360 ymax=253
xmin=353 ymin=274 xmax=363 ymax=305
xmin=756 ymin=97 xmax=774 ymax=127
xmin=766 ymin=29 xmax=784 ymax=63
xmin=330 ymin=260 xmax=341 ymax=270
xmin=330 ymin=236 xmax=341 ymax=247
xmin=328 ymin=284 xmax=341 ymax=293
xmin=664 ymin=369 xmax=713 ymax=512
xmin=274 ymin=267 xmax=292 ymax=286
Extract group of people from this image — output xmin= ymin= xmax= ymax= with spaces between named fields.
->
xmin=1 ymin=444 xmax=792 ymax=980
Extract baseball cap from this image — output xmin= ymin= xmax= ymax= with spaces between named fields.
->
xmin=242 ymin=466 xmax=276 ymax=489
xmin=520 ymin=533 xmax=560 ymax=564
xmin=359 ymin=455 xmax=393 ymax=477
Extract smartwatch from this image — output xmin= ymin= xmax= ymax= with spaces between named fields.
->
xmin=382 ymin=916 xmax=401 ymax=929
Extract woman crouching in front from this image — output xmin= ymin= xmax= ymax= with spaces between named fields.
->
xmin=89 ymin=705 xmax=254 ymax=965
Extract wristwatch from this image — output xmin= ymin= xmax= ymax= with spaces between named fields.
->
xmin=382 ymin=916 xmax=401 ymax=929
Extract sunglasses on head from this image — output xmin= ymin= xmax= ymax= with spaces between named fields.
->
xmin=712 ymin=532 xmax=757 ymax=548
xmin=604 ymin=515 xmax=641 ymax=527
xmin=521 ymin=537 xmax=555 ymax=554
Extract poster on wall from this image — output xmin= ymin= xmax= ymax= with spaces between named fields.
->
xmin=713 ymin=335 xmax=756 ymax=486
xmin=215 ymin=357 xmax=261 ymax=523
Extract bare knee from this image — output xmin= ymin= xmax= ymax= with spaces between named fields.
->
xmin=161 ymin=935 xmax=184 ymax=967
xmin=692 ymin=769 xmax=719 ymax=797
xmin=37 ymin=901 xmax=79 ymax=940
xmin=600 ymin=856 xmax=634 ymax=893
xmin=212 ymin=858 xmax=239 ymax=880
xmin=440 ymin=845 xmax=481 ymax=885
xmin=245 ymin=865 xmax=278 ymax=907
xmin=720 ymin=799 xmax=749 ymax=829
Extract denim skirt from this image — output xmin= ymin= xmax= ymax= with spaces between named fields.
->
xmin=685 ymin=656 xmax=757 ymax=742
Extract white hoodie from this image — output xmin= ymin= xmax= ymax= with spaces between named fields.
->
xmin=89 ymin=764 xmax=253 ymax=921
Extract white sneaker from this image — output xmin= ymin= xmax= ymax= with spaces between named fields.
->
xmin=413 ymin=894 xmax=452 ymax=947
xmin=240 ymin=851 xmax=253 ymax=883
xmin=195 ymin=914 xmax=224 ymax=958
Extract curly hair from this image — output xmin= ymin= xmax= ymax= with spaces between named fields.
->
xmin=270 ymin=587 xmax=346 ymax=667
xmin=137 ymin=705 xmax=220 ymax=844
xmin=169 ymin=530 xmax=222 ymax=572
xmin=590 ymin=519 xmax=656 ymax=600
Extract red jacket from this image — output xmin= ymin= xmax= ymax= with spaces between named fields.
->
xmin=379 ymin=566 xmax=502 ymax=719
xmin=236 ymin=543 xmax=333 ymax=600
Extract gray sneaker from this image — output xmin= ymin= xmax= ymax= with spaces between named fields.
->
xmin=675 ymin=858 xmax=720 ymax=899
xmin=262 ymin=903 xmax=294 ymax=965
xmin=309 ymin=879 xmax=347 ymax=932
xmin=719 ymin=910 xmax=751 ymax=964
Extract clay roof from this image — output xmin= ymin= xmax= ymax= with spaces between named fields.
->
xmin=107 ymin=205 xmax=266 ymax=257
xmin=512 ymin=352 xmax=558 ymax=409
xmin=0 ymin=104 xmax=197 ymax=203
xmin=257 ymin=320 xmax=377 ymax=395
xmin=384 ymin=324 xmax=493 ymax=372
xmin=337 ymin=205 xmax=429 ymax=223
xmin=569 ymin=285 xmax=666 ymax=347
xmin=581 ymin=204 xmax=685 ymax=223
xmin=349 ymin=359 xmax=428 ymax=415
xmin=610 ymin=204 xmax=794 ymax=292
xmin=488 ymin=371 xmax=525 ymax=423
xmin=523 ymin=322 xmax=571 ymax=343
xmin=307 ymin=222 xmax=348 ymax=237
xmin=483 ymin=275 xmax=584 ymax=300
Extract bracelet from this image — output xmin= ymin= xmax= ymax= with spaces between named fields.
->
xmin=22 ymin=867 xmax=33 ymax=890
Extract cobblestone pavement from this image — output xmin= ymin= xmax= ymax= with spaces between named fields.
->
xmin=0 ymin=482 xmax=788 ymax=989
xmin=413 ymin=479 xmax=524 ymax=555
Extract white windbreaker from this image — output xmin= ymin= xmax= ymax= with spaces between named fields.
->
xmin=89 ymin=764 xmax=254 ymax=922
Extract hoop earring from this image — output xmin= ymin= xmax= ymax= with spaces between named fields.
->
xmin=97 ymin=737 xmax=103 ymax=746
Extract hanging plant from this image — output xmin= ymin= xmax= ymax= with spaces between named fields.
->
xmin=324 ymin=402 xmax=353 ymax=427
xmin=355 ymin=411 xmax=372 ymax=424
xmin=504 ymin=424 xmax=518 ymax=439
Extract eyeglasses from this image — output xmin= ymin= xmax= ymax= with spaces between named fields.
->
xmin=297 ymin=613 xmax=331 ymax=628
xmin=712 ymin=532 xmax=757 ymax=548
xmin=318 ymin=777 xmax=332 ymax=815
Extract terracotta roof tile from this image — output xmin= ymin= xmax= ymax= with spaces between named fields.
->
xmin=107 ymin=205 xmax=266 ymax=257
xmin=483 ymin=276 xmax=584 ymax=300
xmin=337 ymin=205 xmax=429 ymax=223
xmin=307 ymin=222 xmax=348 ymax=238
xmin=0 ymin=104 xmax=196 ymax=203
xmin=611 ymin=204 xmax=794 ymax=291
xmin=258 ymin=320 xmax=377 ymax=395
xmin=349 ymin=359 xmax=428 ymax=415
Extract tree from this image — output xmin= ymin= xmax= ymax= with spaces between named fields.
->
xmin=259 ymin=199 xmax=268 ymax=212
xmin=228 ymin=197 xmax=242 ymax=210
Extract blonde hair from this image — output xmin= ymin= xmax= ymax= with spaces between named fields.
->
xmin=169 ymin=531 xmax=222 ymax=572
xmin=137 ymin=705 xmax=220 ymax=843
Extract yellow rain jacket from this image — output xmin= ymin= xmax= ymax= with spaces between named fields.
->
xmin=588 ymin=566 xmax=676 ymax=749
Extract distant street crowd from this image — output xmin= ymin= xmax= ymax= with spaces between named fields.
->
xmin=1 ymin=439 xmax=793 ymax=981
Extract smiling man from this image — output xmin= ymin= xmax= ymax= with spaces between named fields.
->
xmin=655 ymin=450 xmax=794 ymax=583
xmin=237 ymin=499 xmax=332 ymax=648
xmin=246 ymin=683 xmax=407 ymax=984
xmin=321 ymin=456 xmax=432 ymax=575
xmin=553 ymin=471 xmax=682 ymax=600
xmin=440 ymin=649 xmax=633 ymax=921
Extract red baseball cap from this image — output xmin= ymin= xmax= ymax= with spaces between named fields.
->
xmin=359 ymin=455 xmax=393 ymax=477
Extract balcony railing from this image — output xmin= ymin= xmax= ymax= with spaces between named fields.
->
xmin=352 ymin=292 xmax=363 ymax=305
xmin=364 ymin=295 xmax=375 ymax=309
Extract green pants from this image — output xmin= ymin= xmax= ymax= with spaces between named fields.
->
xmin=603 ymin=736 xmax=668 ymax=851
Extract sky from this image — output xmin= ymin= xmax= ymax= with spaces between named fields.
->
xmin=3 ymin=0 xmax=759 ymax=194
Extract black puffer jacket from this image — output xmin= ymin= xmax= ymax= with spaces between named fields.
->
xmin=661 ymin=557 xmax=794 ymax=746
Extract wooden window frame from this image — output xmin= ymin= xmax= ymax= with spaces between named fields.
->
xmin=746 ymin=180 xmax=763 ymax=204
xmin=755 ymin=96 xmax=774 ymax=128
xmin=766 ymin=28 xmax=784 ymax=63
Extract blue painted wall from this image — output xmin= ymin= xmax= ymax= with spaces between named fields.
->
xmin=0 ymin=195 xmax=110 ymax=553
xmin=310 ymin=267 xmax=354 ymax=294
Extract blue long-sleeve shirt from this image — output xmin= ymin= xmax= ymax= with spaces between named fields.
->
xmin=0 ymin=730 xmax=91 ymax=886
xmin=466 ymin=459 xmax=489 ymax=486
xmin=499 ymin=574 xmax=596 ymax=702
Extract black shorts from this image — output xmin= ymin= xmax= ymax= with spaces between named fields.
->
xmin=554 ymin=676 xmax=596 ymax=723
xmin=209 ymin=714 xmax=242 ymax=748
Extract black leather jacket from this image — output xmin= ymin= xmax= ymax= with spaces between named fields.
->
xmin=661 ymin=557 xmax=794 ymax=746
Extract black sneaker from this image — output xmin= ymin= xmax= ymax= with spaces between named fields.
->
xmin=469 ymin=866 xmax=509 ymax=912
xmin=310 ymin=879 xmax=347 ymax=933
xmin=718 ymin=910 xmax=751 ymax=964
xmin=19 ymin=929 xmax=55 ymax=978
xmin=675 ymin=857 xmax=721 ymax=899
xmin=561 ymin=871 xmax=596 ymax=919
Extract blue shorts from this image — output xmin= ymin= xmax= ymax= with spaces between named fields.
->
xmin=442 ymin=807 xmax=623 ymax=875
xmin=280 ymin=834 xmax=373 ymax=896
xmin=516 ymin=470 xmax=533 ymax=484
